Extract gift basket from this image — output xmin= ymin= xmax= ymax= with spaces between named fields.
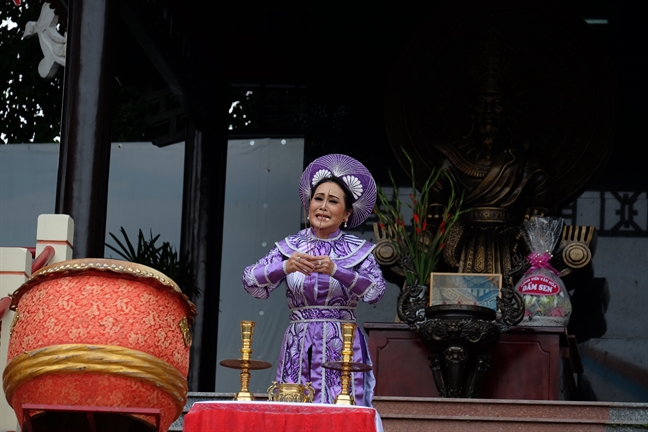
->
xmin=516 ymin=217 xmax=572 ymax=327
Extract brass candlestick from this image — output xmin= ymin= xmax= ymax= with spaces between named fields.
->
xmin=219 ymin=321 xmax=272 ymax=401
xmin=322 ymin=323 xmax=371 ymax=405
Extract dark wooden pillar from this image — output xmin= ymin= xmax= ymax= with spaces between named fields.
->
xmin=56 ymin=0 xmax=119 ymax=258
xmin=182 ymin=124 xmax=228 ymax=391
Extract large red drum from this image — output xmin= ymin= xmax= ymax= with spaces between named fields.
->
xmin=2 ymin=258 xmax=197 ymax=431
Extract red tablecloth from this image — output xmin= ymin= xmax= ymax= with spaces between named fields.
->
xmin=183 ymin=401 xmax=383 ymax=432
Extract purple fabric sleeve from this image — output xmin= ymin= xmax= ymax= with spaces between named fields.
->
xmin=332 ymin=252 xmax=386 ymax=304
xmin=242 ymin=246 xmax=287 ymax=299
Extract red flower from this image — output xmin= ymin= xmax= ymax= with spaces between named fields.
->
xmin=422 ymin=221 xmax=428 ymax=231
xmin=413 ymin=213 xmax=420 ymax=224
xmin=440 ymin=242 xmax=445 ymax=250
xmin=415 ymin=227 xmax=421 ymax=234
xmin=379 ymin=223 xmax=385 ymax=229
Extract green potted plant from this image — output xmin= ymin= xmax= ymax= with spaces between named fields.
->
xmin=106 ymin=227 xmax=200 ymax=298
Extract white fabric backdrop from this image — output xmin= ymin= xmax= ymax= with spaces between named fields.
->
xmin=215 ymin=138 xmax=304 ymax=393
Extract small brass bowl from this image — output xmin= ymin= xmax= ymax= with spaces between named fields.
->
xmin=267 ymin=381 xmax=315 ymax=403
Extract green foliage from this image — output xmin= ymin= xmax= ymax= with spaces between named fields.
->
xmin=111 ymin=84 xmax=152 ymax=142
xmin=374 ymin=149 xmax=467 ymax=287
xmin=106 ymin=227 xmax=200 ymax=298
xmin=1 ymin=2 xmax=64 ymax=143
xmin=1 ymin=4 xmax=154 ymax=144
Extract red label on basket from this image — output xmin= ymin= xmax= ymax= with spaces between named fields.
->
xmin=517 ymin=275 xmax=560 ymax=296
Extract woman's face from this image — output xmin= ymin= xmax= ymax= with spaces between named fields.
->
xmin=308 ymin=181 xmax=352 ymax=238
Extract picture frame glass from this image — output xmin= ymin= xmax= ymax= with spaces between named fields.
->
xmin=429 ymin=273 xmax=502 ymax=311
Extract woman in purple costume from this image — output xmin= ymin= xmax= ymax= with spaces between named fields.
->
xmin=242 ymin=154 xmax=386 ymax=406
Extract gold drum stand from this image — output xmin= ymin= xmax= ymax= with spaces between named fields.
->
xmin=219 ymin=321 xmax=272 ymax=401
xmin=322 ymin=323 xmax=371 ymax=405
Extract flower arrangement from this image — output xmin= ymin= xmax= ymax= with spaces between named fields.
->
xmin=374 ymin=150 xmax=466 ymax=288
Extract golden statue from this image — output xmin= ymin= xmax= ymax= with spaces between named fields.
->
xmin=381 ymin=15 xmax=615 ymax=340
xmin=384 ymin=21 xmax=613 ymax=282
xmin=372 ymin=4 xmax=617 ymax=399
xmin=428 ymin=70 xmax=555 ymax=288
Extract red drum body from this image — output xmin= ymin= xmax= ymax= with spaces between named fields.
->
xmin=3 ymin=259 xmax=196 ymax=431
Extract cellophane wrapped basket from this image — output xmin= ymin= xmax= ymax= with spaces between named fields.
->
xmin=515 ymin=217 xmax=572 ymax=327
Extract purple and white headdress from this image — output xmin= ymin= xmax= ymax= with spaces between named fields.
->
xmin=299 ymin=154 xmax=377 ymax=229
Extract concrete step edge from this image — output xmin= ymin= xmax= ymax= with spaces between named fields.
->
xmin=372 ymin=396 xmax=648 ymax=409
xmin=379 ymin=414 xmax=646 ymax=425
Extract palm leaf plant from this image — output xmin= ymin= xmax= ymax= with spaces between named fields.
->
xmin=106 ymin=227 xmax=200 ymax=298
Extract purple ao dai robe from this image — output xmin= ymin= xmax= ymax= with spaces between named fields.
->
xmin=242 ymin=228 xmax=386 ymax=406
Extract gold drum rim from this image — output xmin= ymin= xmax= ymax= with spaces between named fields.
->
xmin=10 ymin=258 xmax=197 ymax=322
xmin=2 ymin=344 xmax=188 ymax=418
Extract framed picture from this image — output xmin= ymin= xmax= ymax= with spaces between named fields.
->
xmin=429 ymin=273 xmax=502 ymax=311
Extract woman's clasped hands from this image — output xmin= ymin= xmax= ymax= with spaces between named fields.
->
xmin=287 ymin=252 xmax=334 ymax=276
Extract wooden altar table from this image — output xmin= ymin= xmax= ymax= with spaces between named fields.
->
xmin=365 ymin=323 xmax=581 ymax=400
xmin=183 ymin=401 xmax=384 ymax=432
